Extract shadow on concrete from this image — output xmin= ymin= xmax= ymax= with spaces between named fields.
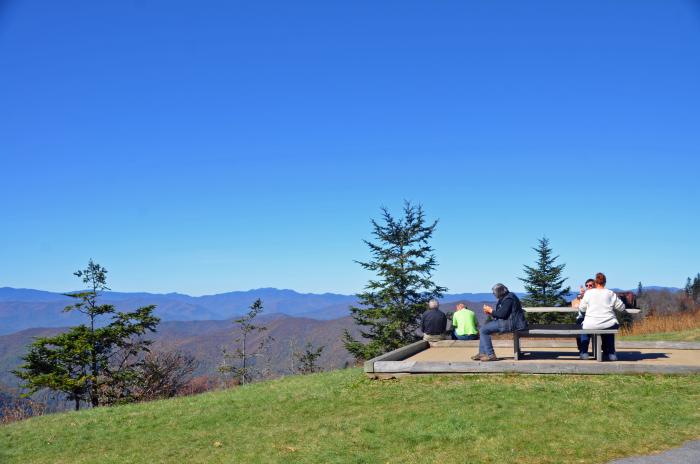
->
xmin=518 ymin=351 xmax=670 ymax=361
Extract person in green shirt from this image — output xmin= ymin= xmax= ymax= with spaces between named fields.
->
xmin=451 ymin=303 xmax=479 ymax=340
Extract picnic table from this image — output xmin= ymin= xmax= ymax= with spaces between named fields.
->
xmin=515 ymin=307 xmax=641 ymax=362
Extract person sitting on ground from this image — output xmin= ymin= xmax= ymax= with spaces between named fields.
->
xmin=421 ymin=298 xmax=448 ymax=342
xmin=451 ymin=303 xmax=479 ymax=340
xmin=577 ymin=272 xmax=626 ymax=361
xmin=471 ymin=283 xmax=528 ymax=362
xmin=572 ymin=278 xmax=595 ymax=359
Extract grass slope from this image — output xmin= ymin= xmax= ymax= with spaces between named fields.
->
xmin=2 ymin=369 xmax=700 ymax=464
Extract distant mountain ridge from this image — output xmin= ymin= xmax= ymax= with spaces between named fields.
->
xmin=0 ymin=287 xmax=357 ymax=335
xmin=0 ymin=286 xmax=678 ymax=336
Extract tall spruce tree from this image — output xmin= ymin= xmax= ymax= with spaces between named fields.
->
xmin=14 ymin=260 xmax=159 ymax=409
xmin=343 ymin=202 xmax=446 ymax=360
xmin=519 ymin=237 xmax=571 ymax=324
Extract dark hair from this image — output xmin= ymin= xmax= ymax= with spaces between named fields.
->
xmin=585 ymin=279 xmax=595 ymax=286
xmin=595 ymin=273 xmax=606 ymax=287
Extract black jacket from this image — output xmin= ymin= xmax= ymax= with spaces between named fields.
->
xmin=421 ymin=309 xmax=447 ymax=335
xmin=491 ymin=292 xmax=528 ymax=331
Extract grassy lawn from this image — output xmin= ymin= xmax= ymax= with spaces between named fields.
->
xmin=620 ymin=327 xmax=700 ymax=342
xmin=2 ymin=369 xmax=700 ymax=464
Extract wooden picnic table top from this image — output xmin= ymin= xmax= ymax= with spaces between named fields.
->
xmin=524 ymin=307 xmax=641 ymax=314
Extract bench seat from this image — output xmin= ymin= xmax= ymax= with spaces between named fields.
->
xmin=514 ymin=324 xmax=619 ymax=362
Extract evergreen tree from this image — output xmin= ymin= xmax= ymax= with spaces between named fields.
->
xmin=219 ymin=299 xmax=272 ymax=386
xmin=637 ymin=282 xmax=643 ymax=297
xmin=692 ymin=273 xmax=700 ymax=304
xmin=343 ymin=202 xmax=446 ymax=360
xmin=685 ymin=277 xmax=693 ymax=298
xmin=294 ymin=343 xmax=325 ymax=375
xmin=14 ymin=260 xmax=159 ymax=409
xmin=518 ymin=237 xmax=571 ymax=324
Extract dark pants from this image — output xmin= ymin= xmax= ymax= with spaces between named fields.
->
xmin=577 ymin=320 xmax=619 ymax=356
xmin=601 ymin=323 xmax=619 ymax=355
xmin=452 ymin=331 xmax=478 ymax=340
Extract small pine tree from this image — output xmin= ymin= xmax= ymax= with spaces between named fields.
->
xmin=343 ymin=202 xmax=446 ymax=360
xmin=637 ymin=282 xmax=643 ymax=297
xmin=685 ymin=277 xmax=693 ymax=298
xmin=518 ymin=237 xmax=571 ymax=324
xmin=219 ymin=299 xmax=272 ymax=386
xmin=294 ymin=343 xmax=325 ymax=375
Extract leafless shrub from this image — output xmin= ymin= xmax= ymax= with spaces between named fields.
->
xmin=1 ymin=400 xmax=46 ymax=425
xmin=638 ymin=290 xmax=695 ymax=316
xmin=136 ymin=350 xmax=198 ymax=401
xmin=178 ymin=376 xmax=217 ymax=396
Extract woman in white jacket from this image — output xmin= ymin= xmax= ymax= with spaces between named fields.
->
xmin=577 ymin=272 xmax=626 ymax=361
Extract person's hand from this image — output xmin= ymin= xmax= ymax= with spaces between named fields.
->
xmin=571 ymin=298 xmax=580 ymax=308
xmin=483 ymin=304 xmax=493 ymax=315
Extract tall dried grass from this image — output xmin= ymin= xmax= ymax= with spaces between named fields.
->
xmin=621 ymin=309 xmax=700 ymax=336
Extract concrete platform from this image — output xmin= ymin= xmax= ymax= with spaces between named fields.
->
xmin=364 ymin=340 xmax=700 ymax=377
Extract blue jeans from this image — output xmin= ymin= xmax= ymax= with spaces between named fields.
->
xmin=576 ymin=316 xmax=589 ymax=354
xmin=479 ymin=320 xmax=507 ymax=356
xmin=577 ymin=334 xmax=590 ymax=353
xmin=452 ymin=331 xmax=478 ymax=340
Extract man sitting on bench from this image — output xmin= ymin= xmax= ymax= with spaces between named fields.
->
xmin=471 ymin=283 xmax=528 ymax=362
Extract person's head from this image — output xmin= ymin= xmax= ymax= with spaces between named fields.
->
xmin=428 ymin=299 xmax=439 ymax=310
xmin=492 ymin=283 xmax=509 ymax=300
xmin=456 ymin=303 xmax=465 ymax=311
xmin=585 ymin=279 xmax=595 ymax=290
xmin=594 ymin=272 xmax=606 ymax=288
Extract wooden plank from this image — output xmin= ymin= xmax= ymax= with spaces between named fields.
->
xmin=426 ymin=340 xmax=700 ymax=350
xmin=363 ymin=340 xmax=429 ymax=373
xmin=525 ymin=329 xmax=618 ymax=335
xmin=524 ymin=307 xmax=641 ymax=314
xmin=373 ymin=360 xmax=700 ymax=375
xmin=430 ymin=340 xmax=700 ymax=350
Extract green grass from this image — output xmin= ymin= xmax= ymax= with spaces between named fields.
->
xmin=621 ymin=328 xmax=700 ymax=342
xmin=2 ymin=369 xmax=700 ymax=464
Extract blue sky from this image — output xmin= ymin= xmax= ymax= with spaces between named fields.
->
xmin=2 ymin=1 xmax=699 ymax=295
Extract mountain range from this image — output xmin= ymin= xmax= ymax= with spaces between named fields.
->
xmin=0 ymin=287 xmax=503 ymax=335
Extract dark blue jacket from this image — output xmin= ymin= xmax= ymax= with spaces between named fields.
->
xmin=421 ymin=309 xmax=447 ymax=335
xmin=491 ymin=292 xmax=528 ymax=331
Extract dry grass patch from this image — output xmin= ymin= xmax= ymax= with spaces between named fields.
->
xmin=622 ymin=309 xmax=700 ymax=338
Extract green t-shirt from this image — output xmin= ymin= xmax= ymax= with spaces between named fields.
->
xmin=452 ymin=309 xmax=478 ymax=336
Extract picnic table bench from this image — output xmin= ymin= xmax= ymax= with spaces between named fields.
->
xmin=514 ymin=307 xmax=641 ymax=362
xmin=513 ymin=324 xmax=619 ymax=361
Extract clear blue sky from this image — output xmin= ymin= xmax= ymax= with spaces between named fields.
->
xmin=2 ymin=1 xmax=699 ymax=295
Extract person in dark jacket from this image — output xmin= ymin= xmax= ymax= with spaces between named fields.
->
xmin=421 ymin=298 xmax=448 ymax=342
xmin=471 ymin=283 xmax=528 ymax=361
